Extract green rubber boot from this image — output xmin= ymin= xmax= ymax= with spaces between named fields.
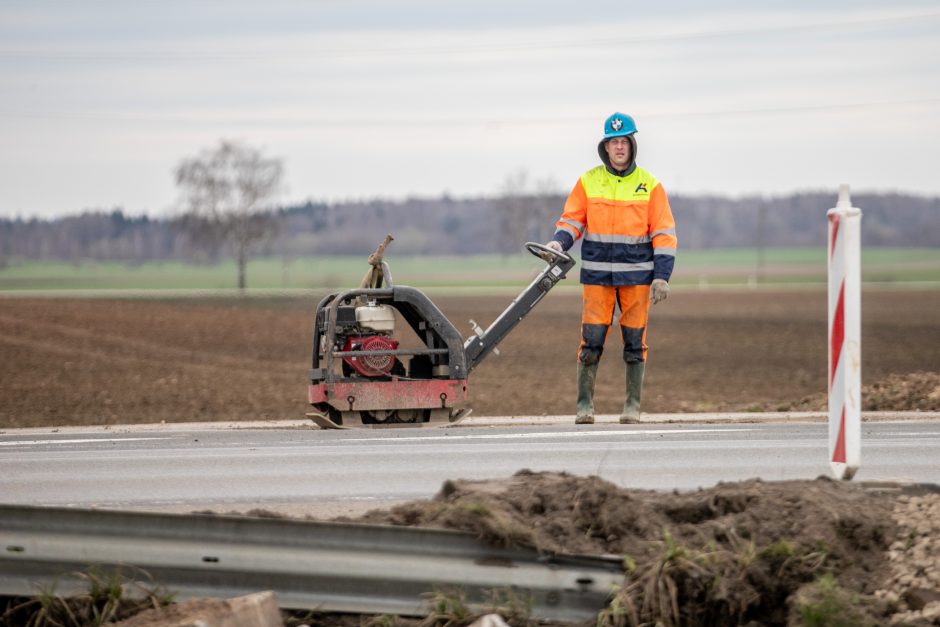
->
xmin=619 ymin=361 xmax=645 ymax=424
xmin=575 ymin=362 xmax=598 ymax=424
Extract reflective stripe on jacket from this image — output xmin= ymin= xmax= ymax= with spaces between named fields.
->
xmin=553 ymin=165 xmax=677 ymax=286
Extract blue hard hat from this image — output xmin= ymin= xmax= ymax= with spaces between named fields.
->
xmin=602 ymin=112 xmax=638 ymax=140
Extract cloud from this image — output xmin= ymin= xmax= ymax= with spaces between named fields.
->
xmin=0 ymin=1 xmax=938 ymax=217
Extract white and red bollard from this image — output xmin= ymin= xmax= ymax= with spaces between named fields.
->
xmin=827 ymin=184 xmax=862 ymax=480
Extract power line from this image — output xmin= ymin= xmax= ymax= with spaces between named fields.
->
xmin=1 ymin=97 xmax=938 ymax=127
xmin=640 ymin=97 xmax=940 ymax=120
xmin=0 ymin=11 xmax=937 ymax=61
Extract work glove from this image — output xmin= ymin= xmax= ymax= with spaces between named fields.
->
xmin=650 ymin=278 xmax=670 ymax=304
xmin=540 ymin=240 xmax=564 ymax=261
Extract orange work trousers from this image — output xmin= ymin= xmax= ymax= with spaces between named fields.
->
xmin=578 ymin=284 xmax=651 ymax=365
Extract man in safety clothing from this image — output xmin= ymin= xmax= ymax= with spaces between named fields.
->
xmin=543 ymin=112 xmax=676 ymax=424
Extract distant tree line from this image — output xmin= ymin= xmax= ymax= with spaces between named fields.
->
xmin=1 ymin=191 xmax=937 ymax=265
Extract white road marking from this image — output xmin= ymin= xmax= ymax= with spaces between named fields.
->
xmin=0 ymin=437 xmax=173 ymax=447
xmin=342 ymin=428 xmax=756 ymax=443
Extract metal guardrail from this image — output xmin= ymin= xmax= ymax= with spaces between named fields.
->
xmin=0 ymin=505 xmax=623 ymax=622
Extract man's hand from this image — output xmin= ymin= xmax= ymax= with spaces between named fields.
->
xmin=651 ymin=279 xmax=670 ymax=304
xmin=540 ymin=240 xmax=563 ymax=261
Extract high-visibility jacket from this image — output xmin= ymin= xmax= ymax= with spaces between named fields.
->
xmin=553 ymin=165 xmax=677 ymax=286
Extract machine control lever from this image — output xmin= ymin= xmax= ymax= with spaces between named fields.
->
xmin=469 ymin=319 xmax=499 ymax=356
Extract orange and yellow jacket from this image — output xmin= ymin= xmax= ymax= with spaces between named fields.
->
xmin=552 ymin=165 xmax=677 ymax=286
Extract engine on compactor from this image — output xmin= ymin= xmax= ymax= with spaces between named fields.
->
xmin=329 ymin=300 xmax=403 ymax=378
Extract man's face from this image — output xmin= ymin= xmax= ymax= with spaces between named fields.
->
xmin=605 ymin=137 xmax=632 ymax=170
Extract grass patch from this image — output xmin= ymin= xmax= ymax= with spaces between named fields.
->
xmin=793 ymin=574 xmax=878 ymax=627
xmin=0 ymin=567 xmax=174 ymax=627
xmin=2 ymin=248 xmax=939 ymax=292
xmin=596 ymin=527 xmax=840 ymax=627
xmin=421 ymin=588 xmax=471 ymax=627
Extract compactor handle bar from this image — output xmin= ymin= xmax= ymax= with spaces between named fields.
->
xmin=524 ymin=241 xmax=573 ymax=264
xmin=463 ymin=242 xmax=577 ymax=372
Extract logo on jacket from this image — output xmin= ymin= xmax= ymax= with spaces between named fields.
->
xmin=635 ymin=183 xmax=648 ymax=193
xmin=611 ymin=118 xmax=623 ymax=131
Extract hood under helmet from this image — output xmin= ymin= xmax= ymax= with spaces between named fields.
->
xmin=597 ymin=112 xmax=638 ymax=174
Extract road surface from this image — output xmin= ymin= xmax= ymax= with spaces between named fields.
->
xmin=2 ymin=418 xmax=938 ymax=517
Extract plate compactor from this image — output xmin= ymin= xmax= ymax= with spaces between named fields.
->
xmin=307 ymin=237 xmax=575 ymax=428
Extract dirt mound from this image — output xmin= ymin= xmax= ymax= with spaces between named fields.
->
xmin=785 ymin=371 xmax=940 ymax=412
xmin=863 ymin=371 xmax=940 ymax=411
xmin=347 ymin=472 xmax=933 ymax=626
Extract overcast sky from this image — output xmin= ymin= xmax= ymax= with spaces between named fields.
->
xmin=1 ymin=0 xmax=938 ymax=219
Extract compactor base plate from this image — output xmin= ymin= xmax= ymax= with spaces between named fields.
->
xmin=306 ymin=408 xmax=472 ymax=430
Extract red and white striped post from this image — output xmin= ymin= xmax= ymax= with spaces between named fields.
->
xmin=827 ymin=184 xmax=862 ymax=480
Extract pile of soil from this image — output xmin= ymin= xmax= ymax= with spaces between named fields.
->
xmin=864 ymin=372 xmax=940 ymax=412
xmin=880 ymin=493 xmax=940 ymax=625
xmin=785 ymin=371 xmax=940 ymax=412
xmin=345 ymin=472 xmax=939 ymax=626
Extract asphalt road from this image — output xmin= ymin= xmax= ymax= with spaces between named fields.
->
xmin=1 ymin=420 xmax=938 ymax=516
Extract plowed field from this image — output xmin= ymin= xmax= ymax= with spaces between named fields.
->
xmin=1 ymin=289 xmax=939 ymax=428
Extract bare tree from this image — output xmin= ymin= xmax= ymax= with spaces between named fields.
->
xmin=497 ymin=169 xmax=531 ymax=255
xmin=175 ymin=140 xmax=284 ymax=290
xmin=532 ymin=175 xmax=563 ymax=243
xmin=497 ymin=170 xmax=563 ymax=254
